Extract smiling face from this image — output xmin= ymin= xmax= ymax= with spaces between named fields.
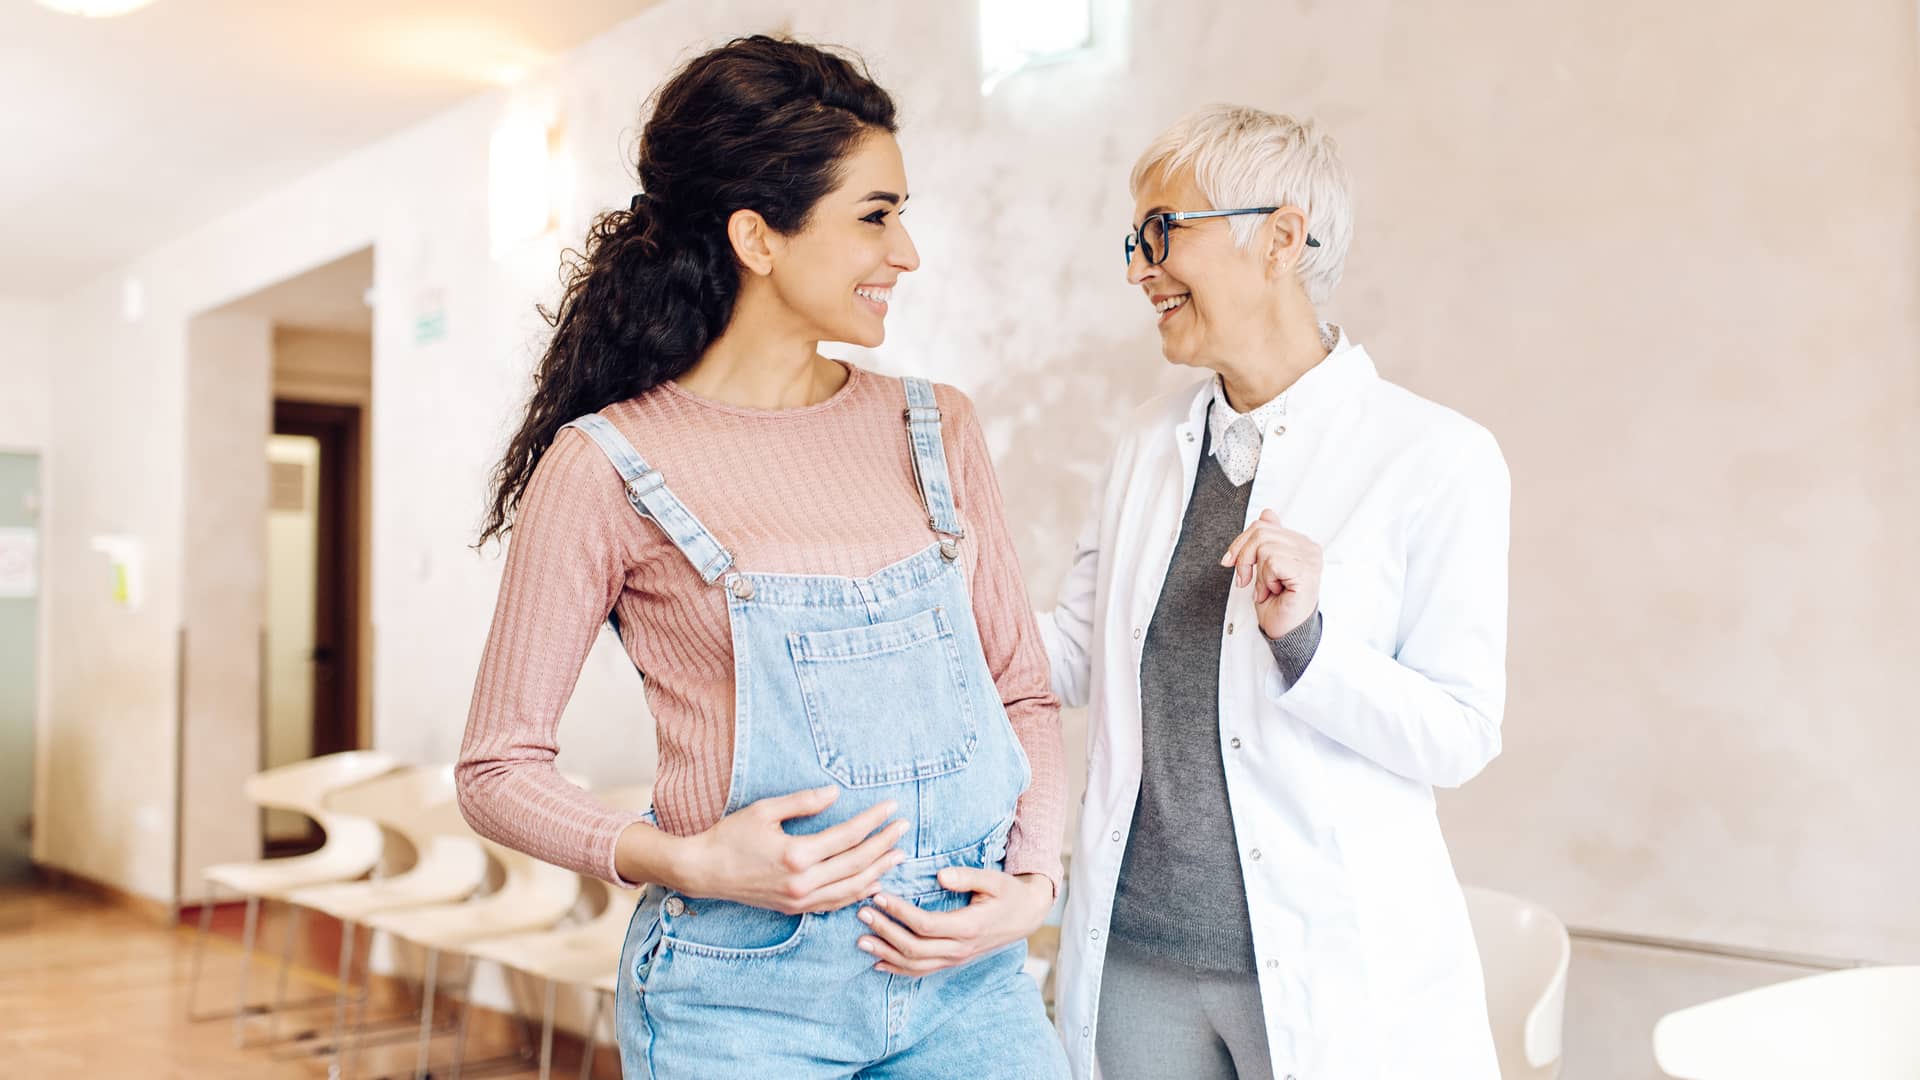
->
xmin=1126 ymin=165 xmax=1275 ymax=372
xmin=765 ymin=129 xmax=921 ymax=348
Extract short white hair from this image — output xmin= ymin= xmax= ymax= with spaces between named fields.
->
xmin=1131 ymin=105 xmax=1354 ymax=305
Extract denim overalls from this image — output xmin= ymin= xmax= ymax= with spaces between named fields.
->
xmin=564 ymin=377 xmax=1069 ymax=1079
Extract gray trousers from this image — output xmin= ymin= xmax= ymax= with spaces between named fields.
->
xmin=1094 ymin=938 xmax=1276 ymax=1080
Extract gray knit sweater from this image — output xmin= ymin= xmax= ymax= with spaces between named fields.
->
xmin=1108 ymin=423 xmax=1321 ymax=975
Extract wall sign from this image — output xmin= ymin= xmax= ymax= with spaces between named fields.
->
xmin=0 ymin=527 xmax=35 ymax=599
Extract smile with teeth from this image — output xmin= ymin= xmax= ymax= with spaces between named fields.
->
xmin=1155 ymin=294 xmax=1190 ymax=315
xmin=856 ymin=286 xmax=892 ymax=306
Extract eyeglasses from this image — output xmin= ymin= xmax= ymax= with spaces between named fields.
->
xmin=1124 ymin=207 xmax=1320 ymax=267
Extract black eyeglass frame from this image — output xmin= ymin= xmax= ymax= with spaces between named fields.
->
xmin=1124 ymin=207 xmax=1321 ymax=266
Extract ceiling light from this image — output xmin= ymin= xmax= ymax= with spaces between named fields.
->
xmin=34 ymin=0 xmax=156 ymax=16
xmin=489 ymin=109 xmax=554 ymax=258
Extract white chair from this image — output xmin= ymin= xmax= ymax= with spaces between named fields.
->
xmin=350 ymin=831 xmax=586 ymax=1079
xmin=458 ymin=878 xmax=638 ymax=1080
xmin=453 ymin=785 xmax=654 ymax=1080
xmin=1652 ymin=965 xmax=1920 ymax=1079
xmin=1464 ymin=886 xmax=1570 ymax=1080
xmin=187 ymin=749 xmax=398 ymax=1045
xmin=280 ymin=764 xmax=491 ymax=1072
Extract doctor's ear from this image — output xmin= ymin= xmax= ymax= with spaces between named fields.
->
xmin=1263 ymin=207 xmax=1315 ymax=276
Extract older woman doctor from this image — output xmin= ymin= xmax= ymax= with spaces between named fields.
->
xmin=1040 ymin=106 xmax=1509 ymax=1080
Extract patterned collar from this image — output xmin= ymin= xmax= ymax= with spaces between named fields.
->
xmin=1206 ymin=322 xmax=1342 ymax=475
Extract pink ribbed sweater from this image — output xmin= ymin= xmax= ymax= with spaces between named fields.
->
xmin=457 ymin=364 xmax=1065 ymax=890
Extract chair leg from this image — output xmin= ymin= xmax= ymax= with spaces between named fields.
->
xmin=185 ymin=883 xmax=217 ymax=1020
xmin=231 ymin=894 xmax=262 ymax=1046
xmin=327 ymin=919 xmax=357 ymax=1080
xmin=507 ymin=970 xmax=538 ymax=1061
xmin=578 ymin=990 xmax=607 ymax=1080
xmin=538 ymin=977 xmax=557 ymax=1080
xmin=414 ymin=946 xmax=440 ymax=1080
xmin=341 ymin=925 xmax=377 ymax=1080
xmin=448 ymin=957 xmax=476 ymax=1080
xmin=261 ymin=902 xmax=303 ymax=1046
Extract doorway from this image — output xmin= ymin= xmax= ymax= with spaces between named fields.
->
xmin=263 ymin=402 xmax=363 ymax=854
xmin=178 ymin=246 xmax=374 ymax=899
xmin=0 ymin=452 xmax=39 ymax=882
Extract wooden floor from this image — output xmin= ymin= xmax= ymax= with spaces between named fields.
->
xmin=0 ymin=884 xmax=593 ymax=1078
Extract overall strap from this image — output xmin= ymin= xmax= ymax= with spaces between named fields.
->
xmin=561 ymin=414 xmax=736 ymax=585
xmin=901 ymin=377 xmax=966 ymax=540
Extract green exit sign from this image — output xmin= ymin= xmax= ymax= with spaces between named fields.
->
xmin=414 ymin=288 xmax=448 ymax=345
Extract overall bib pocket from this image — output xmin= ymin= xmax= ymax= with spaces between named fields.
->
xmin=789 ymin=606 xmax=978 ymax=788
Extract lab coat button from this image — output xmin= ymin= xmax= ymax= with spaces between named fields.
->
xmin=1090 ymin=929 xmax=1101 ymax=941
xmin=1132 ymin=627 xmax=1143 ymax=639
xmin=1227 ymin=622 xmax=1235 ymax=635
xmin=1111 ymin=830 xmax=1122 ymax=842
xmin=1230 ymin=737 xmax=1242 ymax=749
xmin=1249 ymin=849 xmax=1262 ymax=861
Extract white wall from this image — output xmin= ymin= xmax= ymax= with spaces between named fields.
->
xmin=41 ymin=265 xmax=188 ymax=897
xmin=35 ymin=0 xmax=1920 ymax=984
xmin=177 ymin=313 xmax=273 ymax=900
xmin=0 ymin=298 xmax=51 ymax=451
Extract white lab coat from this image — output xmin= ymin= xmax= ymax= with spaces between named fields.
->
xmin=1041 ymin=337 xmax=1508 ymax=1080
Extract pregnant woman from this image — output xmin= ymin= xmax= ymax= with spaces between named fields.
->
xmin=456 ymin=35 xmax=1069 ymax=1080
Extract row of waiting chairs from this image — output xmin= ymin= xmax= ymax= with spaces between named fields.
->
xmin=189 ymin=751 xmax=1577 ymax=1080
xmin=178 ymin=751 xmax=1920 ymax=1080
xmin=185 ymin=750 xmax=638 ymax=1079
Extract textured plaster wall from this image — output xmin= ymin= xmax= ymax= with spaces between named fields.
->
xmin=36 ymin=0 xmax=1920 ymax=979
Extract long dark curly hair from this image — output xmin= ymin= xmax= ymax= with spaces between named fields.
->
xmin=477 ymin=35 xmax=897 ymax=546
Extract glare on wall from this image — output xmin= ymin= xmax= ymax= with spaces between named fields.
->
xmin=489 ymin=110 xmax=552 ymax=258
xmin=978 ymin=0 xmax=1094 ymax=94
xmin=33 ymin=0 xmax=156 ymax=16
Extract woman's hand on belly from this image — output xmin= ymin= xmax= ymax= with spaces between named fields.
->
xmin=855 ymin=869 xmax=1053 ymax=977
xmin=673 ymin=786 xmax=909 ymax=914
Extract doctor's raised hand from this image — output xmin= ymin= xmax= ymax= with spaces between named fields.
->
xmin=1220 ymin=508 xmax=1322 ymax=639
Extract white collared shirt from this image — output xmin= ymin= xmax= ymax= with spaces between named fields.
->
xmin=1207 ymin=323 xmax=1341 ymax=486
xmin=1040 ymin=330 xmax=1509 ymax=1080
